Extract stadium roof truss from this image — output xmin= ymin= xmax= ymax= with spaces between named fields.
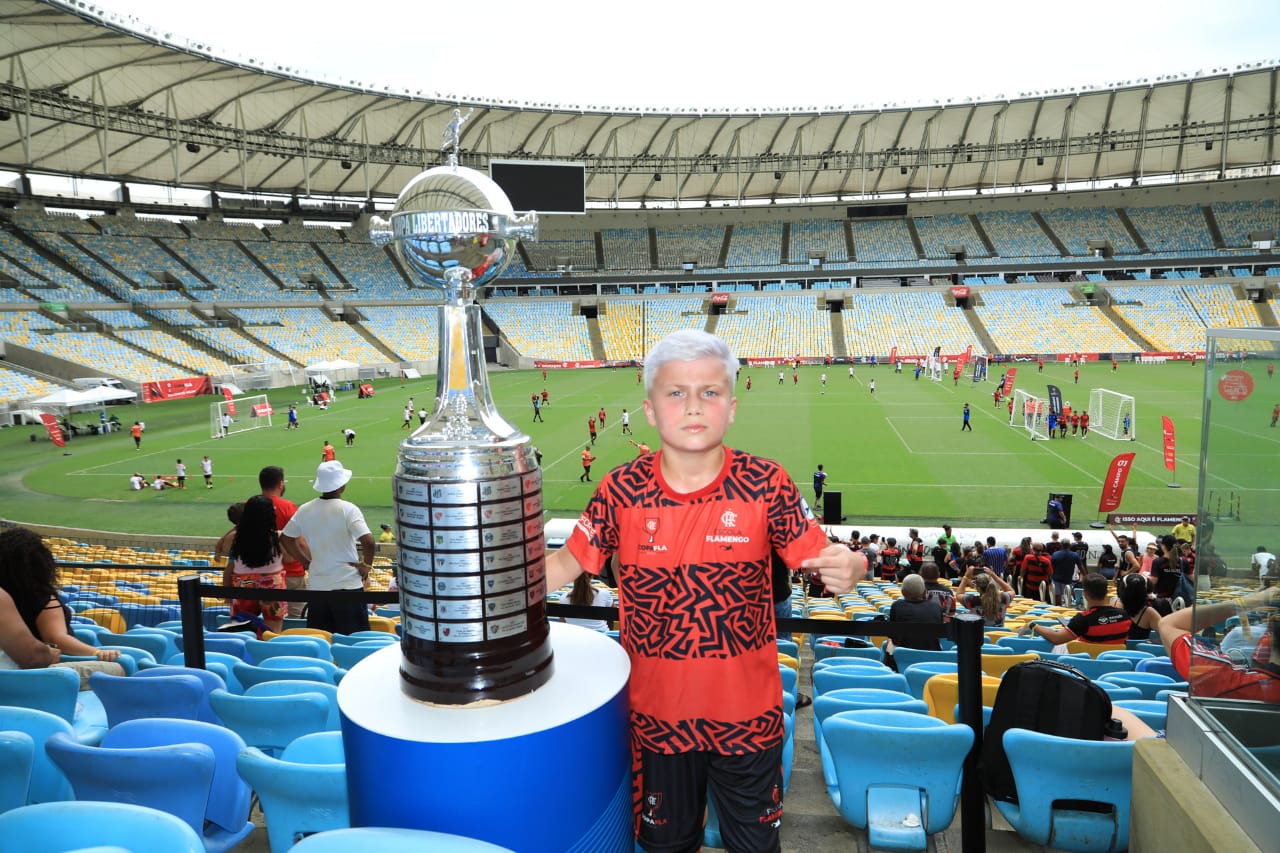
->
xmin=0 ymin=0 xmax=1277 ymax=207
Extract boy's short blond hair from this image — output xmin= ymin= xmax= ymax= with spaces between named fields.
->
xmin=643 ymin=330 xmax=738 ymax=395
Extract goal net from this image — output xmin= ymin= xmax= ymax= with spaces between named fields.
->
xmin=1088 ymin=388 xmax=1136 ymax=441
xmin=211 ymin=395 xmax=274 ymax=439
xmin=1010 ymin=389 xmax=1048 ymax=440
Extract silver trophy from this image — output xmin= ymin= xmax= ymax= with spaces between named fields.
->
xmin=371 ymin=110 xmax=549 ymax=705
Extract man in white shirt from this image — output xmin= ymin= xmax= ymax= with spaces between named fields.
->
xmin=281 ymin=461 xmax=375 ymax=634
xmin=220 ymin=412 xmax=232 ymax=437
xmin=128 ymin=472 xmax=146 ymax=490
xmin=1252 ymin=546 xmax=1277 ymax=587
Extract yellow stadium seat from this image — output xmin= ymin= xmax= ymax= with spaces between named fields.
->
xmin=1065 ymin=640 xmax=1128 ymax=659
xmin=923 ymin=673 xmax=1001 ymax=724
xmin=981 ymin=652 xmax=1039 ymax=679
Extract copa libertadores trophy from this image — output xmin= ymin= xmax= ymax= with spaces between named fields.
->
xmin=370 ymin=109 xmax=551 ymax=705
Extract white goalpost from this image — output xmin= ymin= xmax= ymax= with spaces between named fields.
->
xmin=970 ymin=355 xmax=989 ymax=383
xmin=211 ymin=395 xmax=274 ymax=439
xmin=1010 ymin=389 xmax=1048 ymax=440
xmin=1088 ymin=388 xmax=1136 ymax=441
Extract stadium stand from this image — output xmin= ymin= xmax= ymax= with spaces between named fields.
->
xmin=842 ymin=290 xmax=982 ymax=358
xmin=600 ymin=228 xmax=650 ymax=271
xmin=1039 ymin=207 xmax=1140 ymax=257
xmin=848 ymin=219 xmax=918 ymax=265
xmin=1211 ymin=199 xmax=1279 ymax=250
xmin=715 ymin=295 xmax=832 ymax=358
xmin=482 ymin=300 xmax=593 ymax=361
xmin=1124 ymin=204 xmax=1215 ymax=258
xmin=976 ymin=289 xmax=1134 ymax=354
xmin=357 ymin=305 xmax=442 ymax=362
xmin=520 ymin=228 xmax=598 ymax=272
xmin=789 ymin=219 xmax=849 ymax=264
xmin=974 ymin=210 xmax=1061 ymax=262
xmin=597 ymin=297 xmax=705 ymax=360
xmin=655 ymin=225 xmax=724 ymax=270
xmin=914 ymin=214 xmax=992 ymax=260
xmin=727 ymin=222 xmax=785 ymax=268
xmin=228 ymin=308 xmax=387 ymax=365
xmin=0 ymin=362 xmax=66 ymax=404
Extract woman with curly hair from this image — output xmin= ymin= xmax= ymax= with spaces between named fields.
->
xmin=222 ymin=495 xmax=287 ymax=634
xmin=0 ymin=526 xmax=123 ymax=680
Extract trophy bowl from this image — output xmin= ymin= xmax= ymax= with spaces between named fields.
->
xmin=371 ymin=165 xmax=535 ymax=298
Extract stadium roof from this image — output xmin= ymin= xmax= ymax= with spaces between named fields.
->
xmin=0 ymin=0 xmax=1277 ymax=208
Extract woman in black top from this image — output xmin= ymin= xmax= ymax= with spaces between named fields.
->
xmin=0 ymin=527 xmax=122 ymax=673
xmin=1113 ymin=572 xmax=1162 ymax=640
xmin=1097 ymin=544 xmax=1119 ymax=580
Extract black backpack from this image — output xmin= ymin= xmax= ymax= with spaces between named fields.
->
xmin=979 ymin=659 xmax=1114 ymax=804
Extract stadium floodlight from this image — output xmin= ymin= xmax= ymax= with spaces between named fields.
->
xmin=211 ymin=395 xmax=274 ymax=439
xmin=1088 ymin=388 xmax=1136 ymax=441
xmin=1010 ymin=389 xmax=1048 ymax=441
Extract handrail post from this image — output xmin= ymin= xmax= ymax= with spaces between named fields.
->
xmin=177 ymin=575 xmax=205 ymax=670
xmin=953 ymin=613 xmax=986 ymax=853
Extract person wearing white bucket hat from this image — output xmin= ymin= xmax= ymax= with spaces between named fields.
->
xmin=280 ymin=460 xmax=375 ymax=634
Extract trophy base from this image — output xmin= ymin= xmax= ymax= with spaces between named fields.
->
xmin=398 ymin=630 xmax=555 ymax=705
xmin=338 ymin=624 xmax=632 ymax=853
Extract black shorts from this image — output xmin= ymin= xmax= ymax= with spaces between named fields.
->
xmin=306 ymin=596 xmax=370 ymax=635
xmin=636 ymin=743 xmax=783 ymax=853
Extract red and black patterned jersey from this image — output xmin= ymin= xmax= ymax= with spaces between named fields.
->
xmin=567 ymin=447 xmax=828 ymax=755
xmin=1065 ymin=605 xmax=1132 ymax=645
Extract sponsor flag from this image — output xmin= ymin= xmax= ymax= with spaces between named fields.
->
xmin=889 ymin=345 xmax=898 ymax=365
xmin=1161 ymin=416 xmax=1176 ymax=472
xmin=39 ymin=413 xmax=65 ymax=448
xmin=1098 ymin=452 xmax=1137 ymax=513
xmin=962 ymin=344 xmax=973 ymax=366
xmin=1046 ymin=384 xmax=1063 ymax=416
xmin=1001 ymin=368 xmax=1017 ymax=397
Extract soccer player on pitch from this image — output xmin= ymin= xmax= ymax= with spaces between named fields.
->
xmin=544 ymin=329 xmax=864 ymax=851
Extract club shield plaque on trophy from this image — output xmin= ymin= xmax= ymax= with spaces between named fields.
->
xmin=371 ymin=110 xmax=551 ymax=704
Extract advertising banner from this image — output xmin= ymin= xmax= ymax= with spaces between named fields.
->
xmin=1098 ymin=452 xmax=1137 ymax=513
xmin=39 ymin=413 xmax=65 ymax=448
xmin=1161 ymin=416 xmax=1177 ymax=471
xmin=143 ymin=376 xmax=213 ymax=403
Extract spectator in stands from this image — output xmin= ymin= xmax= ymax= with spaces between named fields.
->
xmin=259 ymin=466 xmax=307 ymax=619
xmin=214 ymin=501 xmax=245 ymax=561
xmin=1050 ymin=540 xmax=1083 ymax=606
xmin=884 ymin=574 xmax=943 ymax=671
xmin=1021 ymin=542 xmax=1052 ymax=600
xmin=222 ymin=495 xmax=288 ymax=635
xmin=0 ymin=527 xmax=124 ymax=681
xmin=1113 ymin=573 xmax=1162 ymax=641
xmin=1158 ymin=587 xmax=1280 ymax=702
xmin=920 ymin=563 xmax=955 ymax=620
xmin=557 ymin=572 xmax=615 ymax=634
xmin=1171 ymin=516 xmax=1196 ymax=545
xmin=281 ymin=460 xmax=375 ymax=635
xmin=957 ymin=566 xmax=1014 ymax=627
xmin=981 ymin=536 xmax=1008 ymax=578
xmin=1109 ymin=528 xmax=1143 ymax=577
xmin=1253 ymin=546 xmax=1277 ymax=587
xmin=1097 ymin=543 xmax=1119 ymax=580
xmin=1021 ymin=573 xmax=1131 ymax=645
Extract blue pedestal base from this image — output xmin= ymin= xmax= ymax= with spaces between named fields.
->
xmin=338 ymin=623 xmax=632 ymax=853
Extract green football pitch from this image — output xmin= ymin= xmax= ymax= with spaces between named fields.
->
xmin=0 ymin=358 xmax=1272 ymax=541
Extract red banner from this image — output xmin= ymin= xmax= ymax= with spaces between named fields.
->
xmin=1001 ymin=368 xmax=1017 ymax=397
xmin=889 ymin=346 xmax=898 ymax=365
xmin=1098 ymin=452 xmax=1137 ymax=513
xmin=710 ymin=293 xmax=729 ymax=306
xmin=962 ymin=344 xmax=973 ymax=366
xmin=39 ymin=413 xmax=65 ymax=448
xmin=1161 ymin=416 xmax=1176 ymax=472
xmin=951 ymin=286 xmax=970 ymax=299
xmin=142 ymin=376 xmax=213 ymax=403
xmin=252 ymin=403 xmax=274 ymax=417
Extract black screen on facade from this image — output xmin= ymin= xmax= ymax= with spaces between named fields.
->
xmin=489 ymin=161 xmax=586 ymax=214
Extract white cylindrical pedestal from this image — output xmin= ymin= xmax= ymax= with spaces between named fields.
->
xmin=338 ymin=623 xmax=632 ymax=853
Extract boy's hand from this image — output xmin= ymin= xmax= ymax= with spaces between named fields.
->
xmin=802 ymin=543 xmax=867 ymax=595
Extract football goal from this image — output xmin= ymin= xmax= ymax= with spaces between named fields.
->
xmin=1088 ymin=388 xmax=1136 ymax=441
xmin=1010 ymin=389 xmax=1048 ymax=440
xmin=211 ymin=395 xmax=274 ymax=439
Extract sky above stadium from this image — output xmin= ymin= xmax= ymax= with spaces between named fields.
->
xmin=95 ymin=0 xmax=1280 ymax=110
